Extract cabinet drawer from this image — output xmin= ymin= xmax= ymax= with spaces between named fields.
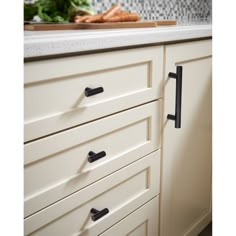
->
xmin=100 ymin=196 xmax=159 ymax=236
xmin=24 ymin=101 xmax=161 ymax=217
xmin=24 ymin=150 xmax=160 ymax=236
xmin=24 ymin=46 xmax=163 ymax=142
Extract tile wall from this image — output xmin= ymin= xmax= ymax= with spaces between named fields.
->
xmin=24 ymin=0 xmax=212 ymax=24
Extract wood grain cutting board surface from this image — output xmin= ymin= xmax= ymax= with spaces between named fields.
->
xmin=24 ymin=20 xmax=176 ymax=31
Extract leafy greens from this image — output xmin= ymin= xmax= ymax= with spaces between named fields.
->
xmin=24 ymin=0 xmax=94 ymax=23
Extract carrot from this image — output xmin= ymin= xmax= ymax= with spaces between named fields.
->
xmin=74 ymin=7 xmax=140 ymax=24
xmin=114 ymin=11 xmax=130 ymax=17
xmin=84 ymin=13 xmax=104 ymax=23
xmin=102 ymin=4 xmax=121 ymax=20
xmin=85 ymin=11 xmax=130 ymax=23
xmin=76 ymin=11 xmax=130 ymax=24
xmin=104 ymin=13 xmax=140 ymax=22
xmin=74 ymin=15 xmax=91 ymax=23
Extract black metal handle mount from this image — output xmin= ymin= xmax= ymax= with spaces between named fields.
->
xmin=167 ymin=66 xmax=183 ymax=129
xmin=88 ymin=151 xmax=106 ymax=163
xmin=85 ymin=87 xmax=104 ymax=97
xmin=90 ymin=208 xmax=109 ymax=221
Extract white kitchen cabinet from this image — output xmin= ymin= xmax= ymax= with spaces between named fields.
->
xmin=24 ymin=45 xmax=163 ymax=236
xmin=161 ymin=40 xmax=212 ymax=236
xmin=24 ymin=37 xmax=212 ymax=236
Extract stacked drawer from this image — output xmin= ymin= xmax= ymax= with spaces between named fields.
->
xmin=24 ymin=46 xmax=163 ymax=236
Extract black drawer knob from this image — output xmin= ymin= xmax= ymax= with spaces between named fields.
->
xmin=85 ymin=87 xmax=104 ymax=97
xmin=90 ymin=208 xmax=109 ymax=221
xmin=88 ymin=151 xmax=106 ymax=163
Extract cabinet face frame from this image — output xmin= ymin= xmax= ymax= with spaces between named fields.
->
xmin=160 ymin=39 xmax=212 ymax=236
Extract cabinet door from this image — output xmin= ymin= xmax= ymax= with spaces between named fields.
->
xmin=161 ymin=40 xmax=212 ymax=236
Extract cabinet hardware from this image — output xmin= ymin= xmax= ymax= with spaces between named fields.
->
xmin=167 ymin=66 xmax=183 ymax=128
xmin=90 ymin=208 xmax=109 ymax=221
xmin=85 ymin=87 xmax=104 ymax=97
xmin=88 ymin=151 xmax=106 ymax=163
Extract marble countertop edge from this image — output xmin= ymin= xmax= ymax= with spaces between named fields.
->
xmin=24 ymin=24 xmax=212 ymax=59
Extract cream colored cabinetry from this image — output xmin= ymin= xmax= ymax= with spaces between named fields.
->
xmin=24 ymin=46 xmax=163 ymax=235
xmin=24 ymin=39 xmax=212 ymax=236
xmin=160 ymin=40 xmax=212 ymax=236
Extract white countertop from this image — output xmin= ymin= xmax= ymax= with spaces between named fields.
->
xmin=24 ymin=24 xmax=212 ymax=58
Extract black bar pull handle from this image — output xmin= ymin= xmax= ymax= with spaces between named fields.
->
xmin=85 ymin=87 xmax=104 ymax=97
xmin=90 ymin=208 xmax=109 ymax=221
xmin=88 ymin=151 xmax=106 ymax=163
xmin=167 ymin=66 xmax=183 ymax=129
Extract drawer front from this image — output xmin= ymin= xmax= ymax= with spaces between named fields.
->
xmin=100 ymin=196 xmax=159 ymax=236
xmin=24 ymin=150 xmax=160 ymax=236
xmin=24 ymin=100 xmax=161 ymax=217
xmin=24 ymin=46 xmax=163 ymax=142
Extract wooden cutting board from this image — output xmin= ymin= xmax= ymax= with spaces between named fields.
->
xmin=24 ymin=20 xmax=176 ymax=31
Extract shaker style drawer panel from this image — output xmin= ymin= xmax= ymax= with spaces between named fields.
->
xmin=24 ymin=151 xmax=160 ymax=236
xmin=100 ymin=196 xmax=159 ymax=236
xmin=24 ymin=101 xmax=161 ymax=218
xmin=24 ymin=46 xmax=163 ymax=142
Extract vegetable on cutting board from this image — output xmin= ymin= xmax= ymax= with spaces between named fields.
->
xmin=74 ymin=4 xmax=140 ymax=23
xmin=102 ymin=3 xmax=121 ymax=20
xmin=24 ymin=0 xmax=95 ymax=23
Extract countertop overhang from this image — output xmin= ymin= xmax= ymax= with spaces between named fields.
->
xmin=24 ymin=24 xmax=212 ymax=59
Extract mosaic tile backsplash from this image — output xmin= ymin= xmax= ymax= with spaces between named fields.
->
xmin=25 ymin=0 xmax=212 ymax=24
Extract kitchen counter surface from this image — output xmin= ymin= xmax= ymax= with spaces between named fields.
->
xmin=24 ymin=24 xmax=212 ymax=59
